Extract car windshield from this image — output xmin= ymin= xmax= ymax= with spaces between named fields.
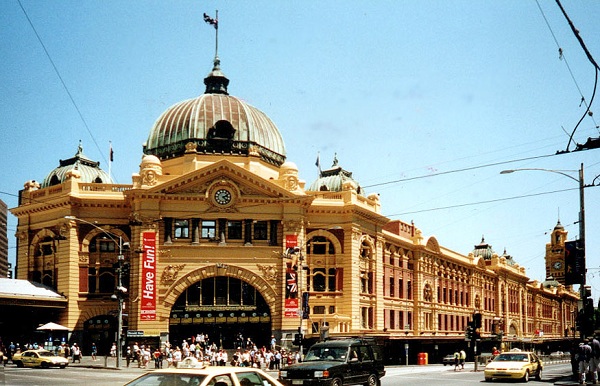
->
xmin=304 ymin=347 xmax=348 ymax=362
xmin=126 ymin=373 xmax=207 ymax=386
xmin=495 ymin=354 xmax=528 ymax=362
xmin=38 ymin=351 xmax=57 ymax=357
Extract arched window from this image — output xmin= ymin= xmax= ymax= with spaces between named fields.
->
xmin=31 ymin=236 xmax=56 ymax=289
xmin=306 ymin=235 xmax=340 ymax=292
xmin=87 ymin=235 xmax=118 ymax=294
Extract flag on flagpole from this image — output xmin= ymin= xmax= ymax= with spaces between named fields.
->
xmin=109 ymin=142 xmax=114 ymax=162
xmin=315 ymin=152 xmax=321 ymax=176
xmin=203 ymin=12 xmax=218 ymax=29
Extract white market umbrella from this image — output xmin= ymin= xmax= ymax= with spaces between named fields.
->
xmin=37 ymin=322 xmax=69 ymax=331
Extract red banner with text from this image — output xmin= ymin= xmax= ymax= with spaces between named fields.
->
xmin=141 ymin=232 xmax=156 ymax=321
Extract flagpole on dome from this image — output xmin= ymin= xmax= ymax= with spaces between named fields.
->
xmin=203 ymin=10 xmax=219 ymax=61
xmin=108 ymin=141 xmax=113 ymax=181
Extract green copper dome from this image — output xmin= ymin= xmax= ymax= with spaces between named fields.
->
xmin=41 ymin=143 xmax=113 ymax=188
xmin=144 ymin=58 xmax=286 ymax=166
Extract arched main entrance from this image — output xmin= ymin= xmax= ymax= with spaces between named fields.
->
xmin=169 ymin=276 xmax=272 ymax=349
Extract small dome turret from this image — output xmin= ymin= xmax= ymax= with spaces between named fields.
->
xmin=472 ymin=236 xmax=494 ymax=260
xmin=308 ymin=155 xmax=364 ymax=195
xmin=41 ymin=143 xmax=112 ymax=188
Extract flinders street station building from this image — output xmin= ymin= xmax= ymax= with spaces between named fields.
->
xmin=8 ymin=53 xmax=579 ymax=363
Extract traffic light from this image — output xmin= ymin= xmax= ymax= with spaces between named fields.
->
xmin=473 ymin=312 xmax=482 ymax=329
xmin=302 ymin=292 xmax=310 ymax=319
xmin=565 ymin=240 xmax=585 ymax=285
xmin=465 ymin=323 xmax=473 ymax=341
xmin=292 ymin=333 xmax=303 ymax=346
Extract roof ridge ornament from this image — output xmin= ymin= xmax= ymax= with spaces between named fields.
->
xmin=203 ymin=10 xmax=229 ymax=95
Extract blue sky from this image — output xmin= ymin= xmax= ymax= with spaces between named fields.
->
xmin=1 ymin=1 xmax=600 ymax=297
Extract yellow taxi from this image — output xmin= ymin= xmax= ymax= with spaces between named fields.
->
xmin=12 ymin=349 xmax=69 ymax=368
xmin=483 ymin=350 xmax=543 ymax=382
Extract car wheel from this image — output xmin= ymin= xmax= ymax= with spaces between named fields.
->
xmin=535 ymin=368 xmax=542 ymax=381
xmin=40 ymin=362 xmax=49 ymax=369
xmin=523 ymin=369 xmax=529 ymax=382
xmin=364 ymin=374 xmax=378 ymax=386
xmin=60 ymin=364 xmax=66 ymax=369
xmin=484 ymin=377 xmax=492 ymax=382
xmin=15 ymin=361 xmax=23 ymax=368
xmin=330 ymin=378 xmax=342 ymax=386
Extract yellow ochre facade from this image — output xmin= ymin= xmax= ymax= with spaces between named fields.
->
xmin=10 ymin=56 xmax=578 ymax=362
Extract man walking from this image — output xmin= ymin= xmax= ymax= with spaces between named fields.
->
xmin=590 ymin=337 xmax=600 ymax=385
xmin=578 ymin=340 xmax=592 ymax=385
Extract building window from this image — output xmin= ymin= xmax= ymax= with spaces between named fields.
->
xmin=87 ymin=235 xmax=118 ymax=294
xmin=227 ymin=221 xmax=243 ymax=239
xmin=389 ymin=277 xmax=395 ymax=297
xmin=313 ymin=306 xmax=326 ymax=314
xmin=174 ymin=219 xmax=190 ymax=239
xmin=306 ymin=236 xmax=335 ymax=255
xmin=329 ymin=305 xmax=335 ymax=314
xmin=253 ymin=221 xmax=268 ymax=240
xmin=399 ymin=279 xmax=404 ymax=298
xmin=32 ymin=236 xmax=57 ymax=288
xmin=201 ymin=220 xmax=216 ymax=239
xmin=407 ymin=280 xmax=412 ymax=300
xmin=307 ymin=235 xmax=338 ymax=292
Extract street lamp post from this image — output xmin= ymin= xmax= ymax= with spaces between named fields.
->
xmin=500 ymin=163 xmax=586 ymax=338
xmin=64 ymin=216 xmax=127 ymax=367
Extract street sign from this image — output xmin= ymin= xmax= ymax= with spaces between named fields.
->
xmin=127 ymin=330 xmax=144 ymax=337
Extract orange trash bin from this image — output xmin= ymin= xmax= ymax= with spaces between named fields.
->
xmin=417 ymin=352 xmax=428 ymax=365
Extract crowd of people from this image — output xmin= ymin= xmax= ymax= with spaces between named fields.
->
xmin=125 ymin=332 xmax=301 ymax=370
xmin=1 ymin=332 xmax=303 ymax=371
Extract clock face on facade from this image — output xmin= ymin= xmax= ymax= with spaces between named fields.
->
xmin=553 ymin=261 xmax=563 ymax=270
xmin=214 ymin=188 xmax=232 ymax=205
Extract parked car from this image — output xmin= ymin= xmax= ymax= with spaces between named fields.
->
xmin=442 ymin=354 xmax=456 ymax=366
xmin=125 ymin=361 xmax=282 ymax=386
xmin=483 ymin=351 xmax=543 ymax=382
xmin=279 ymin=338 xmax=385 ymax=386
xmin=12 ymin=349 xmax=69 ymax=368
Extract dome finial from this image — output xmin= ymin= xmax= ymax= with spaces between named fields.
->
xmin=203 ymin=10 xmax=229 ymax=95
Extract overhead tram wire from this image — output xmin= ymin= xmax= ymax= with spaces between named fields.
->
xmin=552 ymin=0 xmax=600 ymax=151
xmin=535 ymin=0 xmax=598 ymax=131
xmin=17 ymin=0 xmax=112 ymax=179
xmin=363 ymin=152 xmax=555 ymax=189
xmin=385 ymin=186 xmax=580 ymax=217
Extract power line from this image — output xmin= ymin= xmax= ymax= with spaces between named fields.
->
xmin=16 ymin=0 xmax=110 ymax=177
xmin=363 ymin=152 xmax=556 ymax=189
xmin=385 ymin=186 xmax=581 ymax=217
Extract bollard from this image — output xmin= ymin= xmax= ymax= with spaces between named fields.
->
xmin=105 ymin=355 xmax=108 ymax=367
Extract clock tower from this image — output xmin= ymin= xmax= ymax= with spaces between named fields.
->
xmin=545 ymin=220 xmax=568 ymax=284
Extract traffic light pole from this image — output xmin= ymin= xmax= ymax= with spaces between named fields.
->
xmin=501 ymin=164 xmax=588 ymax=339
xmin=578 ymin=164 xmax=587 ymax=340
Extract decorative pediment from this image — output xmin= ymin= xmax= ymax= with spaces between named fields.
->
xmin=144 ymin=160 xmax=304 ymax=202
xmin=425 ymin=237 xmax=440 ymax=253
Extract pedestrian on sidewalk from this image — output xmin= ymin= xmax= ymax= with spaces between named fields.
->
xmin=71 ymin=343 xmax=81 ymax=363
xmin=453 ymin=350 xmax=460 ymax=371
xmin=459 ymin=349 xmax=466 ymax=370
xmin=91 ymin=343 xmax=97 ymax=361
xmin=578 ymin=340 xmax=592 ymax=385
xmin=590 ymin=337 xmax=600 ymax=385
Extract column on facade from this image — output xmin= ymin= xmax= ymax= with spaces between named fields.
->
xmin=374 ymin=235 xmax=385 ymax=332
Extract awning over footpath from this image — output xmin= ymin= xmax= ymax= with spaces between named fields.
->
xmin=0 ymin=278 xmax=67 ymax=308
